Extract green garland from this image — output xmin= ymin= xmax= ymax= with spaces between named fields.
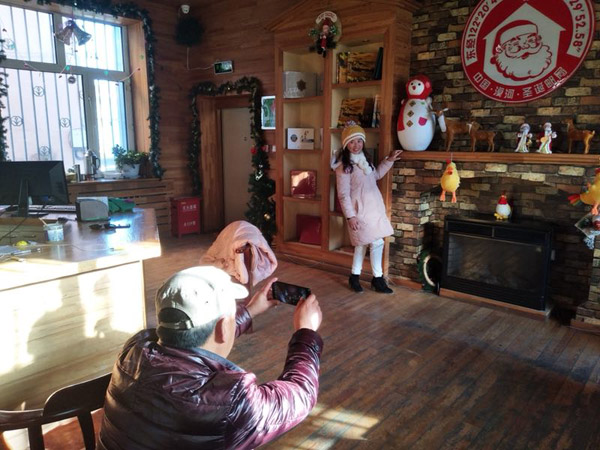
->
xmin=189 ymin=77 xmax=276 ymax=243
xmin=0 ymin=0 xmax=164 ymax=176
xmin=0 ymin=37 xmax=7 ymax=162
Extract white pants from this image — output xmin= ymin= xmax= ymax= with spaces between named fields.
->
xmin=352 ymin=238 xmax=384 ymax=277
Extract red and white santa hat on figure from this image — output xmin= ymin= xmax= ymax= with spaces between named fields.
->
xmin=493 ymin=20 xmax=538 ymax=52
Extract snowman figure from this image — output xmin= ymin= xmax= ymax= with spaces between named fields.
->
xmin=397 ymin=75 xmax=444 ymax=151
xmin=494 ymin=192 xmax=512 ymax=220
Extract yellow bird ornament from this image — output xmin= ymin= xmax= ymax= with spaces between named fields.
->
xmin=569 ymin=168 xmax=600 ymax=215
xmin=440 ymin=160 xmax=460 ymax=203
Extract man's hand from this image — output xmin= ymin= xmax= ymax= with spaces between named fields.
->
xmin=293 ymin=294 xmax=322 ymax=332
xmin=245 ymin=278 xmax=278 ymax=318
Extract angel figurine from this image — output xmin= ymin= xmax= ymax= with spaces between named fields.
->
xmin=537 ymin=122 xmax=557 ymax=154
xmin=515 ymin=123 xmax=533 ymax=153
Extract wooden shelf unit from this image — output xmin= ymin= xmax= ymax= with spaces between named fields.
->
xmin=271 ymin=0 xmax=418 ymax=272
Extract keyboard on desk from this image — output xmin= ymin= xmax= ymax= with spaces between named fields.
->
xmin=28 ymin=204 xmax=77 ymax=213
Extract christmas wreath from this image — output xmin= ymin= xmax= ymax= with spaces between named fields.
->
xmin=308 ymin=11 xmax=340 ymax=57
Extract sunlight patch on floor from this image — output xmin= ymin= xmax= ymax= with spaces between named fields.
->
xmin=275 ymin=403 xmax=380 ymax=449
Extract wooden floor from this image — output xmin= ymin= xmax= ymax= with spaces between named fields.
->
xmin=25 ymin=233 xmax=600 ymax=449
xmin=141 ymin=234 xmax=600 ymax=450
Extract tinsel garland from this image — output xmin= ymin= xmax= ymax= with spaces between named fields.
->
xmin=189 ymin=77 xmax=276 ymax=243
xmin=0 ymin=38 xmax=7 ymax=162
xmin=0 ymin=0 xmax=164 ymax=176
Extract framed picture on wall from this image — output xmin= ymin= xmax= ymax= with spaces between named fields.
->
xmin=261 ymin=96 xmax=276 ymax=130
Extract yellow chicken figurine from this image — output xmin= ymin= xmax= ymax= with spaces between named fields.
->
xmin=569 ymin=168 xmax=600 ymax=215
xmin=440 ymin=160 xmax=460 ymax=203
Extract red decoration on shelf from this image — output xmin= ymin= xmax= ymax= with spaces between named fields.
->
xmin=297 ymin=214 xmax=321 ymax=245
xmin=290 ymin=170 xmax=317 ymax=198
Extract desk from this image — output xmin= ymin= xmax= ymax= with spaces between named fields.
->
xmin=0 ymin=209 xmax=160 ymax=410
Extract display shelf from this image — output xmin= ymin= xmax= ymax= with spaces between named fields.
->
xmin=283 ymin=195 xmax=322 ymax=204
xmin=283 ymin=149 xmax=322 ymax=154
xmin=330 ymin=127 xmax=380 ymax=133
xmin=283 ymin=95 xmax=323 ymax=104
xmin=333 ymin=80 xmax=382 ymax=89
xmin=271 ymin=1 xmax=417 ymax=271
xmin=283 ymin=240 xmax=320 ymax=249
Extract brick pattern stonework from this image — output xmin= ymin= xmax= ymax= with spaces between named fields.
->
xmin=389 ymin=161 xmax=600 ymax=322
xmin=409 ymin=1 xmax=600 ymax=154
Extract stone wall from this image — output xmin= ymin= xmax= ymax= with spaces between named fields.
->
xmin=409 ymin=0 xmax=600 ymax=153
xmin=389 ymin=158 xmax=599 ymax=321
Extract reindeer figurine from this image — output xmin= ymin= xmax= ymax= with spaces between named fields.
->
xmin=469 ymin=121 xmax=496 ymax=152
xmin=443 ymin=117 xmax=474 ymax=151
xmin=563 ymin=118 xmax=595 ymax=154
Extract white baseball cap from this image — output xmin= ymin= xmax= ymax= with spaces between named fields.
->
xmin=156 ymin=266 xmax=248 ymax=330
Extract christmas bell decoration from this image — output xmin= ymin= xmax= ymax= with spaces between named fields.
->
xmin=55 ymin=20 xmax=92 ymax=46
xmin=55 ymin=22 xmax=74 ymax=45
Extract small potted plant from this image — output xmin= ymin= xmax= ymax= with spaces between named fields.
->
xmin=112 ymin=145 xmax=148 ymax=179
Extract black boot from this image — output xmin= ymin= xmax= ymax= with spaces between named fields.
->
xmin=371 ymin=276 xmax=393 ymax=294
xmin=349 ymin=274 xmax=363 ymax=293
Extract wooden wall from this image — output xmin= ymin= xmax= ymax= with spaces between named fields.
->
xmin=131 ymin=0 xmax=296 ymax=230
xmin=116 ymin=0 xmax=296 ymax=200
xmin=123 ymin=0 xmax=192 ymax=199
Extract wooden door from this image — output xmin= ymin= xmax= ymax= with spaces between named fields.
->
xmin=221 ymin=107 xmax=252 ymax=225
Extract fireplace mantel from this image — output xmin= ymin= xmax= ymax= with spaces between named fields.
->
xmin=401 ymin=151 xmax=599 ymax=166
xmin=389 ymin=153 xmax=600 ymax=327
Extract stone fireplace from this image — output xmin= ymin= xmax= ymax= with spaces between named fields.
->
xmin=442 ymin=215 xmax=553 ymax=312
xmin=389 ymin=152 xmax=600 ymax=325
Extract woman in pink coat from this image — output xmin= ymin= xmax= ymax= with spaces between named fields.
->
xmin=333 ymin=122 xmax=402 ymax=293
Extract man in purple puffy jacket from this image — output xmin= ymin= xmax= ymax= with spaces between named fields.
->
xmin=98 ymin=266 xmax=323 ymax=450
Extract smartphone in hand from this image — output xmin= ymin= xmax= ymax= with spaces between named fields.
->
xmin=272 ymin=281 xmax=311 ymax=306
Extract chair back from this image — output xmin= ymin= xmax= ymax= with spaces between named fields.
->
xmin=0 ymin=373 xmax=111 ymax=450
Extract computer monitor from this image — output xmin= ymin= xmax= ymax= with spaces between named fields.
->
xmin=0 ymin=161 xmax=69 ymax=217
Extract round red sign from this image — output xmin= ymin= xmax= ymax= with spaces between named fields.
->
xmin=461 ymin=0 xmax=595 ymax=103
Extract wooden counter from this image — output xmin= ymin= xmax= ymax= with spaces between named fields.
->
xmin=0 ymin=209 xmax=161 ymax=410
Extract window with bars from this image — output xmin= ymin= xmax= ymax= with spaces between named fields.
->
xmin=0 ymin=2 xmax=134 ymax=172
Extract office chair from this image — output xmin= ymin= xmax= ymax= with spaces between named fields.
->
xmin=0 ymin=373 xmax=111 ymax=450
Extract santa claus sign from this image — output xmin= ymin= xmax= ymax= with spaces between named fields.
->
xmin=461 ymin=0 xmax=595 ymax=103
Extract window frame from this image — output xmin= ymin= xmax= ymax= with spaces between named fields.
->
xmin=0 ymin=1 xmax=138 ymax=170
